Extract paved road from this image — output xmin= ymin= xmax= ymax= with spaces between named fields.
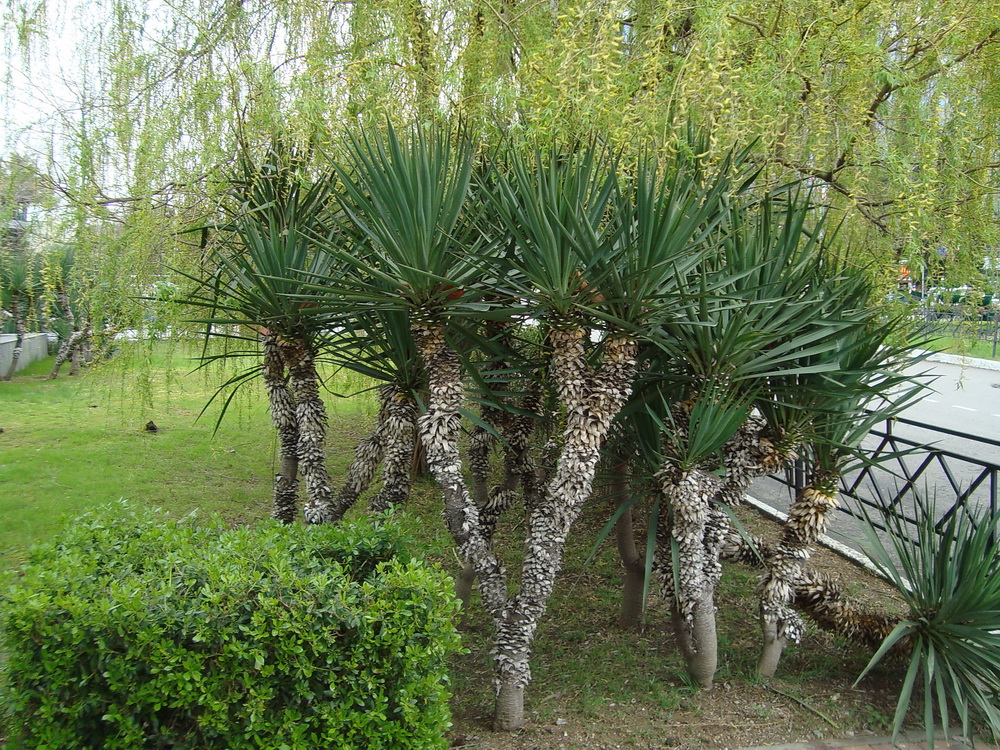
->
xmin=748 ymin=355 xmax=1000 ymax=554
xmin=894 ymin=358 xmax=1000 ymax=463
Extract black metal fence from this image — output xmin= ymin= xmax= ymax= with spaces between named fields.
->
xmin=916 ymin=308 xmax=1000 ymax=357
xmin=778 ymin=415 xmax=1000 ymax=542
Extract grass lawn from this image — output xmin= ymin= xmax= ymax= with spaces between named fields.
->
xmin=0 ymin=343 xmax=377 ymax=564
xmin=0 ymin=345 xmax=929 ymax=748
xmin=932 ymin=336 xmax=1000 ymax=361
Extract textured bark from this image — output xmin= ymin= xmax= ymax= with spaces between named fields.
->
xmin=658 ymin=466 xmax=724 ymax=689
xmin=492 ymin=329 xmax=637 ymax=726
xmin=48 ymin=289 xmax=79 ymax=380
xmin=758 ymin=478 xmax=839 ymax=676
xmin=276 ymin=337 xmax=334 ymax=525
xmin=462 ymin=335 xmax=540 ymax=609
xmin=1 ymin=295 xmax=24 ymax=381
xmin=49 ymin=324 xmax=91 ymax=380
xmin=722 ymin=530 xmax=903 ymax=653
xmin=329 ymin=383 xmax=416 ymax=521
xmin=411 ymin=318 xmax=509 ymax=623
xmin=262 ymin=334 xmax=299 ymax=524
xmin=370 ymin=385 xmax=417 ymax=513
xmin=715 ymin=419 xmax=793 ymax=507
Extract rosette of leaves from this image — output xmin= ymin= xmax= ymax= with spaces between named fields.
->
xmin=857 ymin=498 xmax=1000 ymax=749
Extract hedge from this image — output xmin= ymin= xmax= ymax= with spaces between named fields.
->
xmin=0 ymin=502 xmax=462 ymax=749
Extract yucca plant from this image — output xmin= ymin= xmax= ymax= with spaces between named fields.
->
xmin=755 ymin=300 xmax=930 ymax=677
xmin=637 ymin=191 xmax=871 ymax=689
xmin=857 ymin=498 xmax=1000 ymax=748
xmin=182 ymin=141 xmax=339 ymax=524
xmin=474 ymin=138 xmax=754 ymax=727
xmin=46 ymin=245 xmax=88 ymax=379
xmin=316 ymin=122 xmax=515 ymax=666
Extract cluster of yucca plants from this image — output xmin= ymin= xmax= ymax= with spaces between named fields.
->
xmin=184 ymin=123 xmax=971 ymax=735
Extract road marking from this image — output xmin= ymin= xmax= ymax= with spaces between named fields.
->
xmin=953 ymin=405 xmax=977 ymax=411
xmin=925 ymin=398 xmax=940 ymax=403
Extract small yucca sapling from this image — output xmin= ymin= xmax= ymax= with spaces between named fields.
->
xmin=855 ymin=497 xmax=1000 ymax=749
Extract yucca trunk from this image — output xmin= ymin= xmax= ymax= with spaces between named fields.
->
xmin=326 ymin=383 xmax=417 ymax=522
xmin=611 ymin=456 xmax=646 ymax=630
xmin=459 ymin=410 xmax=504 ymax=609
xmin=49 ymin=324 xmax=91 ymax=380
xmin=369 ymin=386 xmax=417 ymax=513
xmin=722 ymin=528 xmax=901 ymax=653
xmin=1 ymin=294 xmax=25 ymax=381
xmin=716 ymin=420 xmax=793 ymax=507
xmin=459 ymin=392 xmax=542 ymax=609
xmin=277 ymin=337 xmax=334 ymax=525
xmin=331 ymin=423 xmax=384 ymax=519
xmin=411 ymin=317 xmax=510 ymax=621
xmin=492 ymin=328 xmax=637 ymax=730
xmin=658 ymin=465 xmax=724 ymax=689
xmin=48 ymin=289 xmax=79 ymax=380
xmin=758 ymin=472 xmax=840 ymax=676
xmin=262 ymin=334 xmax=299 ymax=523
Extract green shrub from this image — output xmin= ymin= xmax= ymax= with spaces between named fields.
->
xmin=0 ymin=502 xmax=462 ymax=749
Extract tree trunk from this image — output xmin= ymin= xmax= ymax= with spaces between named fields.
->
xmin=279 ymin=338 xmax=335 ymax=524
xmin=369 ymin=386 xmax=417 ymax=513
xmin=262 ymin=334 xmax=299 ymax=523
xmin=49 ymin=324 xmax=91 ymax=380
xmin=1 ymin=294 xmax=24 ymax=381
xmin=758 ymin=477 xmax=839 ymax=676
xmin=490 ymin=328 xmax=637 ymax=728
xmin=723 ymin=529 xmax=902 ymax=654
xmin=328 ymin=385 xmax=396 ymax=521
xmin=611 ymin=456 xmax=645 ymax=630
xmin=411 ymin=317 xmax=510 ymax=623
xmin=406 ymin=0 xmax=439 ymax=120
xmin=659 ymin=466 xmax=724 ymax=689
xmin=493 ymin=681 xmax=525 ymax=732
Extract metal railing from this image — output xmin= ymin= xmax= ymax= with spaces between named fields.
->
xmin=778 ymin=415 xmax=1000 ymax=542
xmin=916 ymin=308 xmax=1000 ymax=357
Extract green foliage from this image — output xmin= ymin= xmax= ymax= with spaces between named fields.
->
xmin=326 ymin=122 xmax=479 ymax=309
xmin=0 ymin=502 xmax=462 ymax=750
xmin=857 ymin=499 xmax=1000 ymax=747
xmin=184 ymin=141 xmax=338 ymax=341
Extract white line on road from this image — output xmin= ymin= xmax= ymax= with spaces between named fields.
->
xmin=953 ymin=405 xmax=977 ymax=411
xmin=925 ymin=398 xmax=940 ymax=403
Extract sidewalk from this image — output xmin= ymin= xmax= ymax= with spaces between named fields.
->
xmin=738 ymin=731 xmax=994 ymax=749
xmin=918 ymin=348 xmax=1000 ymax=372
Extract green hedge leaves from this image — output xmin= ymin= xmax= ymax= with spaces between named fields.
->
xmin=0 ymin=503 xmax=461 ymax=749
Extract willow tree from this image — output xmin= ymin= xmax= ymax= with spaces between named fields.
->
xmin=5 ymin=0 xmax=997 ymax=334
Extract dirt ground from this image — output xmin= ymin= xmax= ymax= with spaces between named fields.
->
xmin=447 ymin=509 xmax=911 ymax=750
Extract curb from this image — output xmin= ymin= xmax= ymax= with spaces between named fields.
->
xmin=915 ymin=348 xmax=1000 ymax=372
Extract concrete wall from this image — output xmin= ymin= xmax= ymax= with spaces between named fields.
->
xmin=0 ymin=332 xmax=50 ymax=375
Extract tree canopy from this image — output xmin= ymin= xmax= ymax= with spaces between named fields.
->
xmin=2 ymin=0 xmax=998 ymax=318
